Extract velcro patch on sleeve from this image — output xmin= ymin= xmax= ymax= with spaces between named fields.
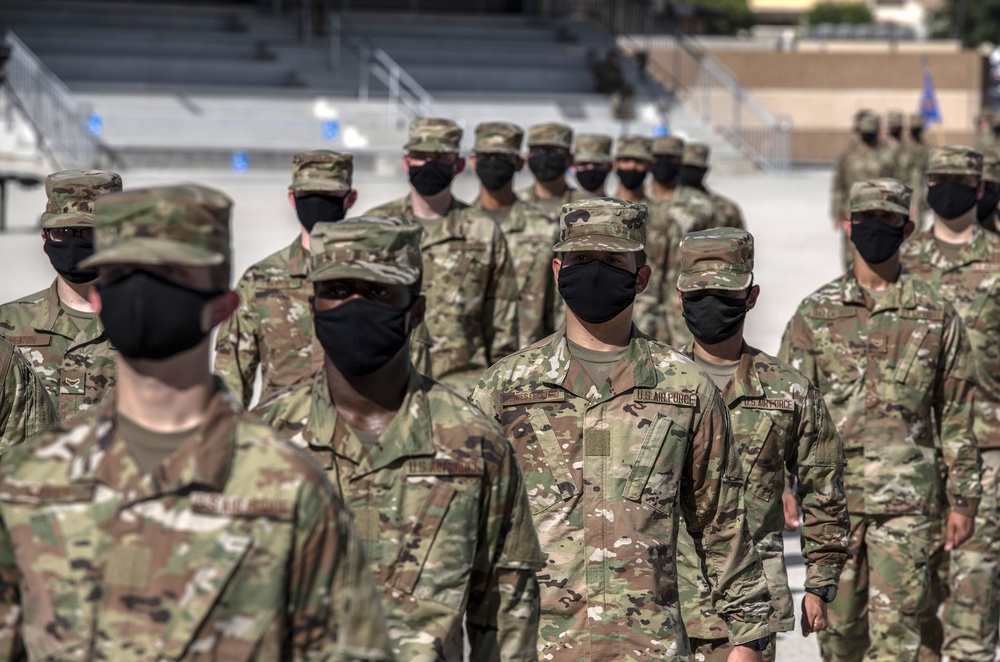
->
xmin=500 ymin=389 xmax=566 ymax=406
xmin=190 ymin=492 xmax=295 ymax=521
xmin=634 ymin=389 xmax=699 ymax=407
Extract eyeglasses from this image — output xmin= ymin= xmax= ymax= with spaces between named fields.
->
xmin=45 ymin=227 xmax=94 ymax=242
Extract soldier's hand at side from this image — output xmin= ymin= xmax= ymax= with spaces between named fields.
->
xmin=782 ymin=489 xmax=801 ymax=532
xmin=800 ymin=592 xmax=828 ymax=637
xmin=727 ymin=647 xmax=763 ymax=662
xmin=945 ymin=511 xmax=974 ymax=551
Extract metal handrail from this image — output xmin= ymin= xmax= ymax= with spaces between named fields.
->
xmin=3 ymin=31 xmax=96 ymax=169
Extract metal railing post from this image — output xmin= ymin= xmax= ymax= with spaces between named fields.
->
xmin=388 ymin=66 xmax=400 ymax=128
xmin=358 ymin=45 xmax=370 ymax=101
xmin=329 ymin=14 xmax=341 ymax=71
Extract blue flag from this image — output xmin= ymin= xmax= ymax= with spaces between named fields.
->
xmin=920 ymin=69 xmax=942 ymax=124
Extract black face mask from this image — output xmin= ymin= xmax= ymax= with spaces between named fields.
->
xmin=313 ymin=298 xmax=411 ymax=376
xmin=575 ymin=168 xmax=609 ymax=193
xmin=927 ymin=181 xmax=979 ymax=220
xmin=295 ymin=194 xmax=347 ymax=233
xmin=679 ymin=166 xmax=707 ymax=189
xmin=98 ymin=270 xmax=222 ymax=360
xmin=558 ymin=260 xmax=637 ymax=324
xmin=860 ymin=132 xmax=879 ymax=147
xmin=910 ymin=128 xmax=923 ymax=142
xmin=681 ymin=292 xmax=748 ymax=345
xmin=44 ymin=235 xmax=98 ymax=284
xmin=651 ymin=158 xmax=681 ymax=185
xmin=889 ymin=128 xmax=903 ymax=141
xmin=475 ymin=159 xmax=517 ymax=191
xmin=616 ymin=169 xmax=647 ymax=191
xmin=528 ymin=152 xmax=569 ymax=183
xmin=408 ymin=161 xmax=455 ymax=197
xmin=849 ymin=219 xmax=907 ymax=265
xmin=977 ymin=186 xmax=1000 ymax=223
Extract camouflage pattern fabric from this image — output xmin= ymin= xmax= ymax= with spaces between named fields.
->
xmin=850 ymin=177 xmax=912 ymax=216
xmin=983 ymin=148 xmax=1000 ymax=183
xmin=0 ymin=381 xmax=393 ymax=660
xmin=405 ymin=117 xmax=462 ymax=153
xmin=0 ymin=335 xmax=56 ymax=451
xmin=552 ymin=196 xmax=646 ymax=252
xmin=516 ymin=183 xmax=585 ymax=221
xmin=40 ymin=170 xmax=122 ymax=229
xmin=0 ymin=281 xmax=117 ymax=421
xmin=926 ymin=145 xmax=982 ymax=176
xmin=255 ymin=367 xmax=544 ymax=661
xmin=669 ymin=185 xmax=717 ymax=234
xmin=707 ymin=190 xmax=747 ymax=230
xmin=470 ymin=330 xmax=772 ymax=660
xmin=474 ymin=121 xmax=522 ymax=155
xmin=363 ymin=195 xmax=519 ymax=394
xmin=469 ymin=195 xmax=559 ymax=346
xmin=902 ymin=225 xmax=1000 ymax=661
xmin=615 ymin=135 xmax=652 ymax=161
xmin=573 ymin=134 xmax=613 ymax=163
xmin=830 ymin=142 xmax=897 ymax=267
xmin=675 ymin=227 xmax=754 ymax=293
xmin=779 ymin=270 xmax=981 ymax=660
xmin=675 ymin=345 xmax=848 ymax=642
xmin=289 ymin=150 xmax=353 ymax=193
xmin=652 ymin=136 xmax=684 ymax=158
xmin=631 ymin=199 xmax=683 ymax=342
xmin=214 ymin=239 xmax=323 ymax=407
xmin=526 ymin=122 xmax=573 ymax=150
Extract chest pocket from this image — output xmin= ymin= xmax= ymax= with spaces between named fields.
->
xmin=622 ymin=415 xmax=679 ymax=516
xmin=967 ymin=275 xmax=999 ymax=328
xmin=443 ymin=242 xmax=488 ymax=306
xmin=257 ymin=279 xmax=311 ymax=348
xmin=740 ymin=412 xmax=787 ymax=503
xmin=388 ymin=462 xmax=482 ymax=610
xmin=893 ymin=311 xmax=944 ymax=393
xmin=510 ymin=406 xmax=580 ymax=515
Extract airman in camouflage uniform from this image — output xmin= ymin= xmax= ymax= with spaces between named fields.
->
xmin=470 ymin=198 xmax=772 ymax=661
xmin=680 ymin=142 xmax=747 ymax=231
xmin=571 ymin=133 xmax=614 ymax=197
xmin=671 ymin=228 xmax=849 ymax=662
xmin=517 ymin=122 xmax=585 ymax=219
xmin=214 ymin=150 xmax=356 ymax=407
xmin=978 ymin=149 xmax=1000 ymax=234
xmin=0 ymin=184 xmax=392 ymax=661
xmin=0 ymin=336 xmax=56 ymax=450
xmin=0 ymin=170 xmax=121 ymax=421
xmin=254 ymin=216 xmax=544 ymax=660
xmin=975 ymin=112 xmax=1000 ymax=152
xmin=885 ymin=110 xmax=906 ymax=162
xmin=365 ymin=117 xmax=520 ymax=393
xmin=901 ymin=146 xmax=1000 ymax=662
xmin=647 ymin=135 xmax=716 ymax=234
xmin=468 ymin=121 xmax=559 ymax=346
xmin=780 ymin=178 xmax=981 ymax=662
xmin=831 ymin=113 xmax=897 ymax=268
xmin=897 ymin=112 xmax=930 ymax=218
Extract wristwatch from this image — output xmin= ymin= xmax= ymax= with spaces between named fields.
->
xmin=741 ymin=635 xmax=771 ymax=652
xmin=805 ymin=584 xmax=838 ymax=603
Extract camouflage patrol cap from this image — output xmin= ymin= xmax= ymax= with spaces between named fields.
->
xmin=41 ymin=170 xmax=123 ymax=229
xmin=615 ymin=135 xmax=652 ymax=161
xmin=856 ymin=114 xmax=880 ymax=133
xmin=308 ymin=216 xmax=423 ymax=285
xmin=574 ymin=133 xmax=613 ymax=163
xmin=473 ymin=121 xmax=523 ymax=155
xmin=651 ymin=135 xmax=685 ymax=157
xmin=677 ymin=227 xmax=753 ymax=293
xmin=527 ymin=122 xmax=573 ymax=150
xmin=910 ymin=112 xmax=925 ymax=129
xmin=290 ymin=150 xmax=353 ymax=193
xmin=80 ymin=184 xmax=231 ymax=269
xmin=982 ymin=150 xmax=1000 ymax=184
xmin=886 ymin=110 xmax=904 ymax=128
xmin=553 ymin=197 xmax=646 ymax=253
xmin=848 ymin=178 xmax=912 ymax=216
xmin=405 ymin=117 xmax=462 ymax=153
xmin=682 ymin=142 xmax=711 ymax=169
xmin=926 ymin=145 xmax=983 ymax=177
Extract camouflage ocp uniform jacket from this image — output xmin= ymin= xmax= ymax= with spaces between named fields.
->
xmin=778 ymin=271 xmax=981 ymax=518
xmin=830 ymin=143 xmax=897 ymax=222
xmin=214 ymin=237 xmax=323 ymax=408
xmin=0 ymin=280 xmax=117 ymax=421
xmin=0 ymin=381 xmax=393 ymax=661
xmin=901 ymin=227 xmax=1000 ymax=449
xmin=633 ymin=199 xmax=693 ymax=344
xmin=255 ymin=367 xmax=545 ymax=661
xmin=470 ymin=329 xmax=771 ymax=660
xmin=365 ymin=195 xmax=520 ymax=393
xmin=470 ymin=195 xmax=560 ymax=346
xmin=707 ymin=189 xmax=746 ymax=230
xmin=0 ymin=336 xmax=56 ymax=451
xmin=675 ymin=344 xmax=848 ymax=639
xmin=515 ymin=184 xmax=585 ymax=221
xmin=667 ymin=185 xmax=716 ymax=235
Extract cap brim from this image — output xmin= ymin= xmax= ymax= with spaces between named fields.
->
xmin=40 ymin=212 xmax=96 ymax=229
xmin=574 ymin=154 xmax=612 ymax=163
xmin=79 ymin=237 xmax=225 ymax=269
xmin=677 ymin=270 xmax=752 ymax=293
xmin=528 ymin=141 xmax=570 ymax=149
xmin=289 ymin=181 xmax=350 ymax=193
xmin=404 ymin=141 xmax=459 ymax=153
xmin=475 ymin=147 xmax=518 ymax=156
xmin=308 ymin=263 xmax=420 ymax=286
xmin=552 ymin=235 xmax=644 ymax=253
xmin=850 ymin=201 xmax=909 ymax=216
xmin=616 ymin=152 xmax=651 ymax=161
xmin=927 ymin=167 xmax=981 ymax=177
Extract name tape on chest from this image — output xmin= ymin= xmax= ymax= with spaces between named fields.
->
xmin=500 ymin=389 xmax=566 ymax=406
xmin=634 ymin=389 xmax=699 ymax=407
xmin=741 ymin=398 xmax=796 ymax=412
xmin=8 ymin=334 xmax=50 ymax=347
xmin=406 ymin=459 xmax=482 ymax=476
xmin=190 ymin=492 xmax=295 ymax=520
xmin=809 ymin=307 xmax=856 ymax=320
xmin=448 ymin=241 xmax=487 ymax=252
xmin=971 ymin=263 xmax=1000 ymax=273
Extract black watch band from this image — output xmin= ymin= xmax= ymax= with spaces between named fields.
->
xmin=741 ymin=635 xmax=771 ymax=652
xmin=805 ymin=584 xmax=838 ymax=603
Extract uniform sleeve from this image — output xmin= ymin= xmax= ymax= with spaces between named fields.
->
xmin=790 ymin=384 xmax=849 ymax=588
xmin=485 ymin=228 xmax=521 ymax=364
xmin=777 ymin=312 xmax=818 ymax=388
xmin=633 ymin=223 xmax=667 ymax=339
xmin=466 ymin=436 xmax=543 ymax=662
xmin=0 ymin=347 xmax=57 ymax=452
xmin=681 ymin=388 xmax=771 ymax=646
xmin=213 ymin=272 xmax=260 ymax=409
xmin=831 ymin=155 xmax=847 ymax=222
xmin=289 ymin=476 xmax=393 ymax=661
xmin=934 ymin=308 xmax=982 ymax=517
xmin=469 ymin=373 xmax=503 ymax=422
xmin=0 ymin=513 xmax=24 ymax=659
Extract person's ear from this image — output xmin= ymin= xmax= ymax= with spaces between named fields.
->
xmin=552 ymin=257 xmax=563 ymax=285
xmin=288 ymin=191 xmax=297 ymax=210
xmin=469 ymin=154 xmax=478 ymax=170
xmin=635 ymin=264 xmax=652 ymax=295
xmin=40 ymin=230 xmax=47 ymax=245
xmin=202 ymin=290 xmax=240 ymax=332
xmin=746 ymin=284 xmax=761 ymax=311
xmin=344 ymin=189 xmax=358 ymax=211
xmin=402 ymin=154 xmax=411 ymax=170
xmin=515 ymin=157 xmax=524 ymax=172
xmin=409 ymin=295 xmax=426 ymax=328
xmin=903 ymin=220 xmax=916 ymax=240
xmin=842 ymin=219 xmax=853 ymax=238
xmin=454 ymin=157 xmax=466 ymax=176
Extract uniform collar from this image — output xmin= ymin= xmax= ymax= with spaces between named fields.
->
xmin=393 ymin=194 xmax=467 ymax=248
xmin=836 ymin=269 xmax=917 ymax=311
xmin=911 ymin=226 xmax=992 ymax=269
xmin=538 ymin=327 xmax=659 ymax=402
xmin=33 ymin=278 xmax=106 ymax=345
xmin=683 ymin=341 xmax=763 ymax=406
xmin=285 ymin=236 xmax=310 ymax=278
